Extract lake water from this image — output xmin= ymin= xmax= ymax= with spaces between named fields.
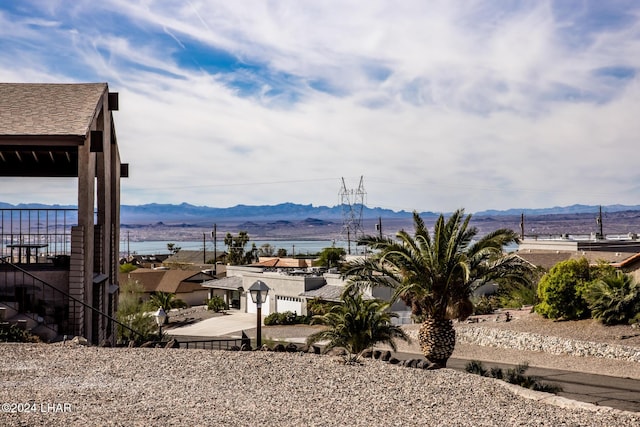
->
xmin=120 ymin=239 xmax=352 ymax=256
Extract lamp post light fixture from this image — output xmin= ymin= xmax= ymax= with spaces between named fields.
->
xmin=154 ymin=307 xmax=167 ymax=340
xmin=248 ymin=280 xmax=269 ymax=348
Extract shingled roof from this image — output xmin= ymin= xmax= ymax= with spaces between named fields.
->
xmin=0 ymin=83 xmax=108 ymax=137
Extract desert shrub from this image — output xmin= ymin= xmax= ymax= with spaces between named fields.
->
xmin=206 ymin=296 xmax=228 ymax=312
xmin=0 ymin=324 xmax=40 ymax=343
xmin=535 ymin=258 xmax=591 ymax=320
xmin=116 ymin=279 xmax=158 ymax=344
xmin=465 ymin=360 xmax=562 ymax=393
xmin=582 ymin=272 xmax=640 ymax=325
xmin=472 ymin=296 xmax=497 ymax=315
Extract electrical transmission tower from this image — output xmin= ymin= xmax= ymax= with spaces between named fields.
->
xmin=339 ymin=176 xmax=366 ymax=254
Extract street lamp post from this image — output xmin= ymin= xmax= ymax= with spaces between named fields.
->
xmin=154 ymin=307 xmax=167 ymax=341
xmin=248 ymin=280 xmax=269 ymax=348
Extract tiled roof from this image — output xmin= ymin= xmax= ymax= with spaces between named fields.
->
xmin=0 ymin=83 xmax=107 ymax=136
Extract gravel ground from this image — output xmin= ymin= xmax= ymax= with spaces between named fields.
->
xmin=1 ymin=343 xmax=640 ymax=427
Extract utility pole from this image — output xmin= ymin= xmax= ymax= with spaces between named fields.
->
xmin=203 ymin=233 xmax=206 ymax=264
xmin=127 ymin=230 xmax=130 ymax=259
xmin=596 ymin=206 xmax=603 ymax=239
xmin=376 ymin=217 xmax=383 ymax=239
xmin=520 ymin=213 xmax=524 ymax=241
xmin=212 ymin=224 xmax=217 ymax=275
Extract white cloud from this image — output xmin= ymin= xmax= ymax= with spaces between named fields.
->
xmin=1 ymin=0 xmax=640 ymax=213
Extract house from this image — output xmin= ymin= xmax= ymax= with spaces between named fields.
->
xmin=202 ymin=258 xmax=411 ymax=323
xmin=118 ymin=268 xmax=213 ymax=307
xmin=162 ymin=250 xmax=227 ymax=271
xmin=517 ymin=237 xmax=640 ymax=282
xmin=0 ymin=83 xmax=126 ymax=344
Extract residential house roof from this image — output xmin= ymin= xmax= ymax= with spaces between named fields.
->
xmin=0 ymin=83 xmax=108 ymax=137
xmin=120 ymin=268 xmax=213 ymax=294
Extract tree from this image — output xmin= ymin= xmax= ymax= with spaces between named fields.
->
xmin=148 ymin=291 xmax=187 ymax=323
xmin=167 ymin=243 xmax=181 ymax=255
xmin=306 ymin=290 xmax=409 ymax=361
xmin=535 ymin=258 xmax=591 ymax=320
xmin=258 ymin=243 xmax=275 ymax=257
xmin=583 ymin=272 xmax=640 ymax=325
xmin=315 ymin=247 xmax=346 ymax=268
xmin=343 ymin=209 xmax=532 ymax=367
xmin=277 ymin=248 xmax=288 ymax=257
xmin=224 ymin=231 xmax=255 ymax=265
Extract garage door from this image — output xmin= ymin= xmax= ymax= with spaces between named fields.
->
xmin=246 ymin=294 xmax=271 ymax=315
xmin=276 ymin=296 xmax=302 ymax=314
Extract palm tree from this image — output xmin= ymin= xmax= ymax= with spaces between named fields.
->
xmin=306 ymin=290 xmax=409 ymax=361
xmin=583 ymin=272 xmax=640 ymax=325
xmin=343 ymin=209 xmax=532 ymax=367
xmin=148 ymin=291 xmax=186 ymax=323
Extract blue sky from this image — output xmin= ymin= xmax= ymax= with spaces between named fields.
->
xmin=1 ymin=0 xmax=640 ymax=213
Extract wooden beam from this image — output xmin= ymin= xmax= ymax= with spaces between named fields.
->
xmin=90 ymin=131 xmax=103 ymax=152
xmin=108 ymin=92 xmax=119 ymax=111
xmin=120 ymin=163 xmax=129 ymax=178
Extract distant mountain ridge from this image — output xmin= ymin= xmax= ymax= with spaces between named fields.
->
xmin=2 ymin=201 xmax=640 ymax=224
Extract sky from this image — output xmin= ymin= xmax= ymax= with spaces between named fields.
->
xmin=1 ymin=0 xmax=640 ymax=214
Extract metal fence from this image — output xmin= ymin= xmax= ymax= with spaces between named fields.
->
xmin=0 ymin=208 xmax=77 ymax=263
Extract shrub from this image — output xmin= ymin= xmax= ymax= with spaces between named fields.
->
xmin=0 ymin=324 xmax=40 ymax=343
xmin=263 ymin=311 xmax=309 ymax=326
xmin=497 ymin=284 xmax=538 ymax=309
xmin=465 ymin=360 xmax=562 ymax=393
xmin=535 ymin=258 xmax=591 ymax=320
xmin=582 ymin=272 xmax=640 ymax=325
xmin=116 ymin=279 xmax=158 ymax=344
xmin=472 ymin=296 xmax=497 ymax=315
xmin=206 ymin=296 xmax=228 ymax=312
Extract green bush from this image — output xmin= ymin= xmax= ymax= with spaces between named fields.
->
xmin=116 ymin=279 xmax=158 ymax=344
xmin=264 ymin=311 xmax=309 ymax=326
xmin=582 ymin=272 xmax=640 ymax=325
xmin=497 ymin=284 xmax=538 ymax=309
xmin=472 ymin=296 xmax=497 ymax=315
xmin=206 ymin=296 xmax=228 ymax=312
xmin=535 ymin=258 xmax=591 ymax=320
xmin=0 ymin=324 xmax=40 ymax=343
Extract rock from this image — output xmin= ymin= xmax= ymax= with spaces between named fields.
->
xmin=372 ymin=350 xmax=382 ymax=359
xmin=309 ymin=345 xmax=321 ymax=355
xmin=259 ymin=344 xmax=271 ymax=351
xmin=164 ymin=339 xmax=179 ymax=349
xmin=381 ymin=350 xmax=392 ymax=361
xmin=416 ymin=360 xmax=428 ymax=369
xmin=273 ymin=343 xmax=286 ymax=352
xmin=229 ymin=345 xmax=241 ymax=351
xmin=139 ymin=341 xmax=155 ymax=348
xmin=388 ymin=357 xmax=400 ymax=365
xmin=72 ymin=336 xmax=90 ymax=346
xmin=241 ymin=344 xmax=252 ymax=351
xmin=361 ymin=349 xmax=373 ymax=358
xmin=327 ymin=347 xmax=347 ymax=356
xmin=286 ymin=343 xmax=298 ymax=353
xmin=99 ymin=339 xmax=112 ymax=348
xmin=128 ymin=341 xmax=136 ymax=348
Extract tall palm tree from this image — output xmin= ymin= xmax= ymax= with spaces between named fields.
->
xmin=343 ymin=209 xmax=532 ymax=367
xmin=306 ymin=290 xmax=409 ymax=361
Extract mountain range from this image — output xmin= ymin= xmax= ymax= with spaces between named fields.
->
xmin=2 ymin=201 xmax=640 ymax=224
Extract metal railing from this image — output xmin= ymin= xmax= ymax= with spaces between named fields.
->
xmin=178 ymin=337 xmax=246 ymax=350
xmin=0 ymin=208 xmax=78 ymax=263
xmin=0 ymin=257 xmax=143 ymax=343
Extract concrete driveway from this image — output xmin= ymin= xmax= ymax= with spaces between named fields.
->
xmin=167 ymin=312 xmax=258 ymax=337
